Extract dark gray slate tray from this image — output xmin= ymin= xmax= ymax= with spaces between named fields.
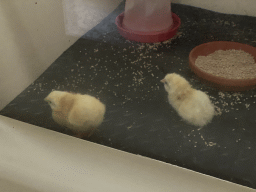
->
xmin=1 ymin=1 xmax=256 ymax=188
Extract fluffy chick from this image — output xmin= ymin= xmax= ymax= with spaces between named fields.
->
xmin=44 ymin=91 xmax=106 ymax=137
xmin=161 ymin=73 xmax=215 ymax=127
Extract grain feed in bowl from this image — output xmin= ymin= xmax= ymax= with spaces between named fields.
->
xmin=195 ymin=49 xmax=256 ymax=79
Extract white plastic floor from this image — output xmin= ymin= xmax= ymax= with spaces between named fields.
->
xmin=1 ymin=115 xmax=255 ymax=192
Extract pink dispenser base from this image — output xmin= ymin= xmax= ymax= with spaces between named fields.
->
xmin=115 ymin=12 xmax=181 ymax=43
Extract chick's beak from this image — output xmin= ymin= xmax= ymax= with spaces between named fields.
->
xmin=160 ymin=79 xmax=166 ymax=83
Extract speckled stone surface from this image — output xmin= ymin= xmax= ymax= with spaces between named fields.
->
xmin=1 ymin=2 xmax=256 ymax=188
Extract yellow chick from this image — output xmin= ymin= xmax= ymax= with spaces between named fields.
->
xmin=161 ymin=73 xmax=215 ymax=127
xmin=44 ymin=91 xmax=106 ymax=137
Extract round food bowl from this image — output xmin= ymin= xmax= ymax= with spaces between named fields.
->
xmin=115 ymin=12 xmax=181 ymax=43
xmin=189 ymin=41 xmax=256 ymax=91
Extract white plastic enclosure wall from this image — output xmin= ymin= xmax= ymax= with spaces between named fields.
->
xmin=1 ymin=0 xmax=256 ymax=191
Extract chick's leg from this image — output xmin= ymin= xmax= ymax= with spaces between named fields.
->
xmin=73 ymin=127 xmax=98 ymax=138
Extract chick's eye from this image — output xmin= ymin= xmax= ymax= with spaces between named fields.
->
xmin=164 ymin=82 xmax=168 ymax=85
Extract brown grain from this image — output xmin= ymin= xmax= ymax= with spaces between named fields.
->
xmin=195 ymin=49 xmax=256 ymax=79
